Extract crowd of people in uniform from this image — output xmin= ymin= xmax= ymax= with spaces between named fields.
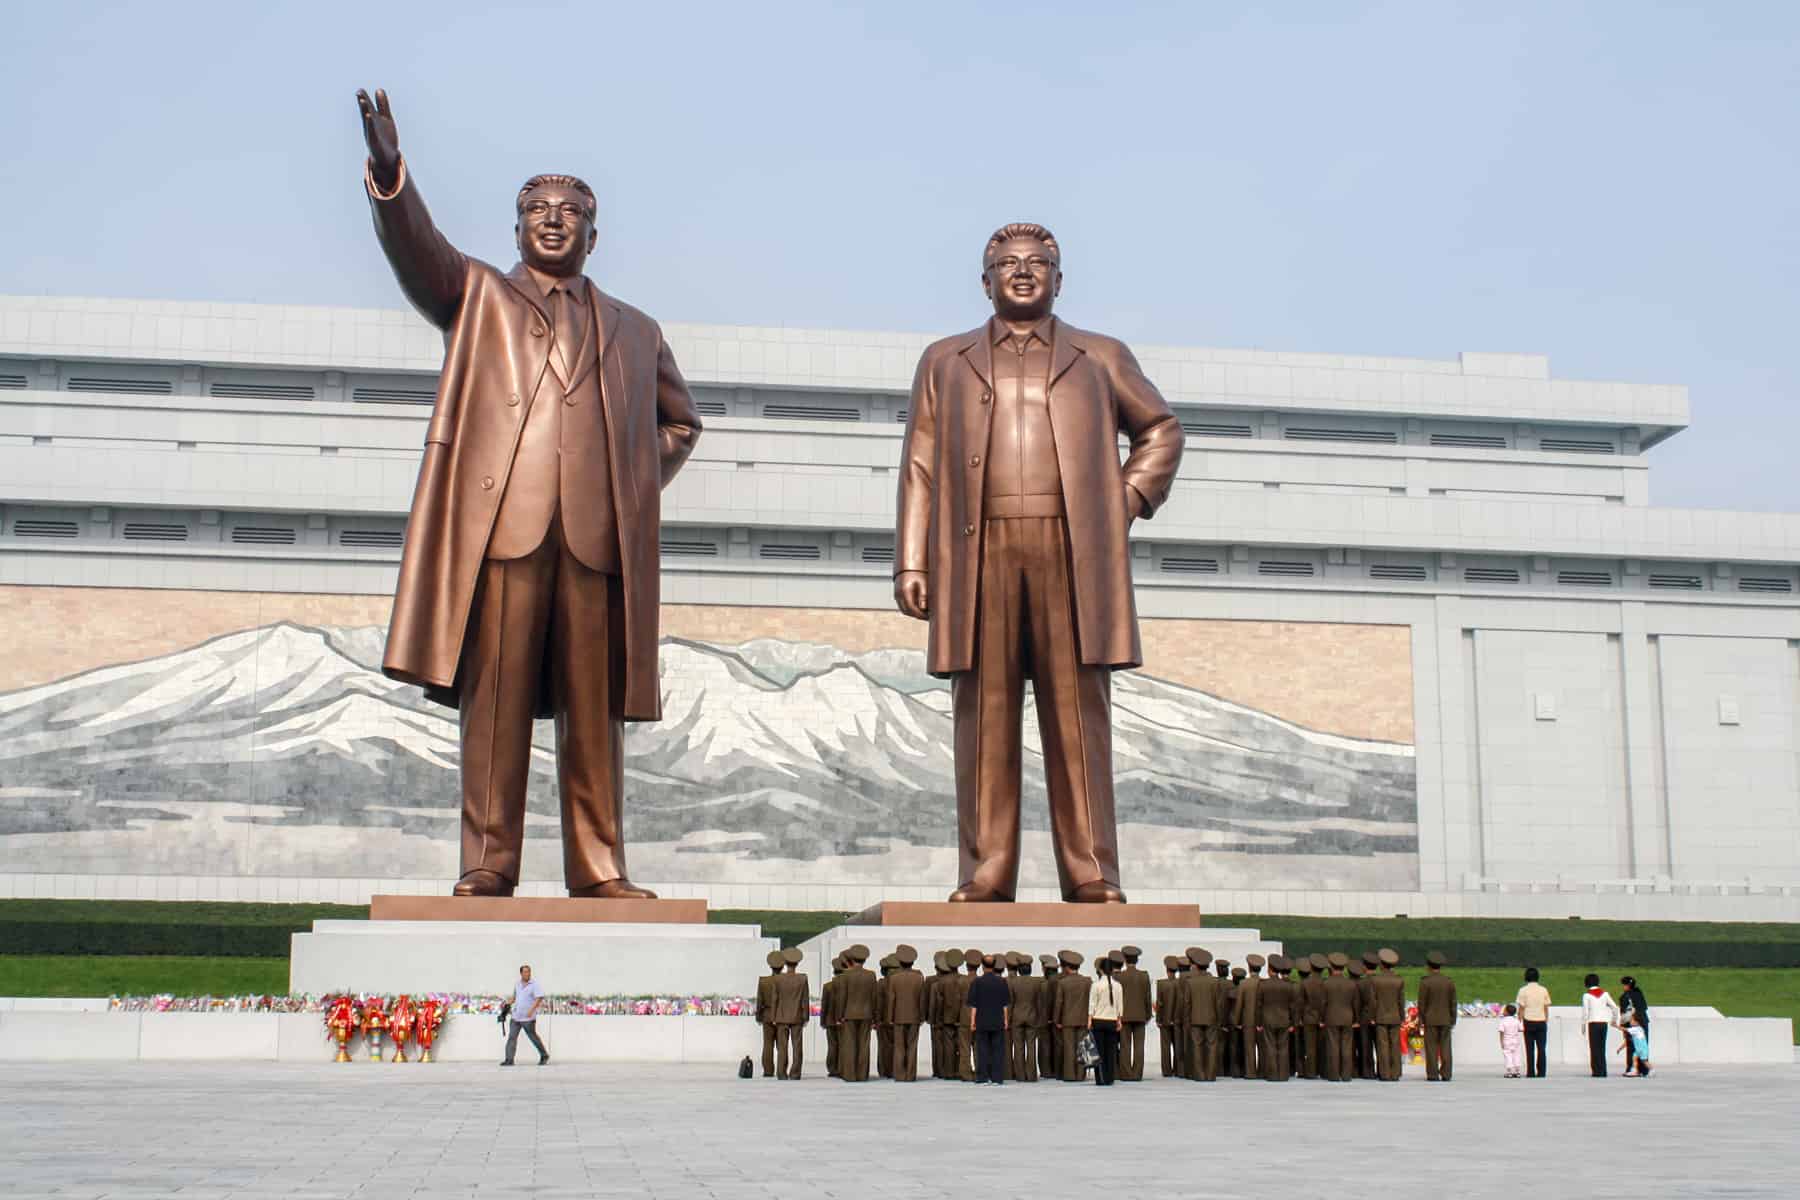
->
xmin=753 ymin=942 xmax=1462 ymax=1084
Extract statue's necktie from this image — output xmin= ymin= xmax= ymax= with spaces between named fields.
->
xmin=552 ymin=283 xmax=582 ymax=383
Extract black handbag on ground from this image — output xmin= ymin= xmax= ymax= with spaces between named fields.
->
xmin=737 ymin=1056 xmax=754 ymax=1079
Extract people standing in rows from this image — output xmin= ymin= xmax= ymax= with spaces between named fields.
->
xmin=1156 ymin=955 xmax=1183 ymax=1077
xmin=1619 ymin=976 xmax=1650 ymax=1077
xmin=754 ymin=950 xmax=783 ymax=1078
xmin=1581 ymin=972 xmax=1621 ymax=1078
xmin=1055 ymin=950 xmax=1090 ymax=1080
xmin=1515 ymin=966 xmax=1552 ymax=1078
xmin=772 ymin=947 xmax=809 ymax=1080
xmin=885 ymin=945 xmax=925 ymax=1082
xmin=1417 ymin=952 xmax=1457 ymax=1082
xmin=1321 ymin=953 xmax=1356 ymax=1082
xmin=838 ymin=944 xmax=877 ymax=1082
xmin=966 ymin=954 xmax=1012 ymax=1085
xmin=1006 ymin=953 xmax=1040 ymax=1082
xmin=1371 ymin=949 xmax=1406 ymax=1081
xmin=1036 ymin=954 xmax=1060 ymax=1078
xmin=1116 ymin=945 xmax=1151 ymax=1080
xmin=1088 ymin=952 xmax=1124 ymax=1086
xmin=823 ymin=954 xmax=846 ymax=1078
xmin=874 ymin=954 xmax=896 ymax=1079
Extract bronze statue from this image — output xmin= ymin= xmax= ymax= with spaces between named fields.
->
xmin=894 ymin=223 xmax=1184 ymax=903
xmin=355 ymin=88 xmax=703 ymax=899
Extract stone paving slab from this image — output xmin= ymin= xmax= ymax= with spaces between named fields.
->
xmin=1 ymin=1062 xmax=1795 ymax=1199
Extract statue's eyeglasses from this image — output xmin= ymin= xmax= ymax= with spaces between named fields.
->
xmin=523 ymin=200 xmax=588 ymax=222
xmin=989 ymin=256 xmax=1056 ymax=276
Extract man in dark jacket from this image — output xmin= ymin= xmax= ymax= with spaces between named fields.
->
xmin=966 ymin=955 xmax=1013 ymax=1084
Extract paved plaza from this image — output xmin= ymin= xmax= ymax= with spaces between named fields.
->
xmin=3 ymin=1061 xmax=1796 ymax=1199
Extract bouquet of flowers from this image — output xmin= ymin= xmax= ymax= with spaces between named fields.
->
xmin=387 ymin=995 xmax=416 ymax=1063
xmin=415 ymin=996 xmax=448 ymax=1062
xmin=323 ymin=994 xmax=361 ymax=1062
xmin=360 ymin=995 xmax=388 ymax=1061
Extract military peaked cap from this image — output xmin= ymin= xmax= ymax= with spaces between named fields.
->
xmin=1309 ymin=953 xmax=1330 ymax=972
xmin=1058 ymin=950 xmax=1083 ymax=967
xmin=765 ymin=950 xmax=785 ymax=969
xmin=1426 ymin=951 xmax=1448 ymax=967
xmin=847 ymin=944 xmax=870 ymax=962
xmin=1327 ymin=952 xmax=1349 ymax=969
xmin=782 ymin=947 xmax=803 ymax=965
xmin=1378 ymin=948 xmax=1399 ymax=967
xmin=1188 ymin=948 xmax=1214 ymax=968
xmin=896 ymin=944 xmax=918 ymax=966
xmin=1121 ymin=945 xmax=1142 ymax=959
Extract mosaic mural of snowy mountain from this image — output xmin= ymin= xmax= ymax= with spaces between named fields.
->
xmin=0 ymin=623 xmax=1416 ymax=885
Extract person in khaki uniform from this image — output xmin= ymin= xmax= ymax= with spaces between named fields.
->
xmin=1417 ymin=951 xmax=1457 ymax=1082
xmin=1036 ymin=954 xmax=1060 ymax=1078
xmin=1307 ymin=953 xmax=1331 ymax=1078
xmin=1181 ymin=948 xmax=1220 ymax=1081
xmin=1173 ymin=951 xmax=1196 ymax=1078
xmin=823 ymin=954 xmax=846 ymax=1078
xmin=1356 ymin=952 xmax=1381 ymax=1079
xmin=1006 ymin=953 xmax=1041 ymax=1081
xmin=1296 ymin=955 xmax=1322 ymax=1079
xmin=1289 ymin=957 xmax=1312 ymax=1077
xmin=1115 ymin=945 xmax=1151 ymax=1081
xmin=938 ymin=948 xmax=970 ymax=1079
xmin=885 ymin=944 xmax=926 ymax=1082
xmin=838 ymin=944 xmax=878 ymax=1082
xmin=755 ymin=949 xmax=783 ymax=1078
xmin=1346 ymin=961 xmax=1370 ymax=1079
xmin=1155 ymin=955 xmax=1182 ymax=1077
xmin=772 ymin=947 xmax=810 ymax=1080
xmin=1259 ymin=955 xmax=1294 ymax=1081
xmin=1371 ymin=948 xmax=1407 ymax=1080
xmin=1054 ymin=950 xmax=1089 ymax=1081
xmin=957 ymin=949 xmax=984 ymax=1081
xmin=1233 ymin=954 xmax=1264 ymax=1081
xmin=1321 ymin=952 xmax=1357 ymax=1082
xmin=924 ymin=952 xmax=948 ymax=1078
xmin=874 ymin=954 xmax=897 ymax=1079
xmin=1214 ymin=961 xmax=1236 ymax=1078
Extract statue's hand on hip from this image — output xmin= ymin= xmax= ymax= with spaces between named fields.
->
xmin=355 ymin=87 xmax=402 ymax=190
xmin=894 ymin=571 xmax=929 ymax=621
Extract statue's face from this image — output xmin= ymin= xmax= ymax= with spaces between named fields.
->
xmin=982 ymin=236 xmax=1061 ymax=321
xmin=515 ymin=183 xmax=597 ymax=276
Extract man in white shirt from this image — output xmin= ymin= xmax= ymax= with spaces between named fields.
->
xmin=503 ymin=964 xmax=549 ymax=1066
xmin=1088 ymin=950 xmax=1125 ymax=1086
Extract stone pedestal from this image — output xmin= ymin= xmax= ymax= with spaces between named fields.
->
xmin=289 ymin=919 xmax=774 ymax=996
xmin=369 ymin=895 xmax=706 ymax=923
xmin=849 ymin=901 xmax=1200 ymax=928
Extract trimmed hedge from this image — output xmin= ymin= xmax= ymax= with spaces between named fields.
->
xmin=0 ymin=901 xmax=367 ymax=958
xmin=1210 ymin=914 xmax=1800 ymax=969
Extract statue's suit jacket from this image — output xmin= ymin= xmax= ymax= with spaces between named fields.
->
xmin=895 ymin=317 xmax=1184 ymax=676
xmin=365 ymin=159 xmax=702 ymax=721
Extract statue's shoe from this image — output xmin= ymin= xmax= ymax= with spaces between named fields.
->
xmin=452 ymin=870 xmax=515 ymax=897
xmin=947 ymin=882 xmax=1010 ymax=902
xmin=569 ymin=878 xmax=658 ymax=900
xmin=1067 ymin=880 xmax=1127 ymax=904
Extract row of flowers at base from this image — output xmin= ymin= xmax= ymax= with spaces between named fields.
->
xmin=105 ymin=993 xmax=760 ymax=1015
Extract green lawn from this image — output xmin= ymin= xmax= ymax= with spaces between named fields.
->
xmin=0 ymin=955 xmax=289 ymax=997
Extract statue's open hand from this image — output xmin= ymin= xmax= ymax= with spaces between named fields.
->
xmin=894 ymin=571 xmax=929 ymax=621
xmin=356 ymin=88 xmax=401 ymax=187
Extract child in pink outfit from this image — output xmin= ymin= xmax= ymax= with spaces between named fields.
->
xmin=1498 ymin=1003 xmax=1525 ymax=1077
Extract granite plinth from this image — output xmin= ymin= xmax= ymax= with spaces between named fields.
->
xmin=369 ymin=895 xmax=707 ymax=923
xmin=850 ymin=901 xmax=1200 ymax=927
xmin=797 ymin=924 xmax=1277 ymax=985
xmin=290 ymin=919 xmax=773 ymax=996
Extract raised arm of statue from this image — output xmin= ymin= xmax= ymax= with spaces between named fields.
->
xmin=356 ymin=87 xmax=468 ymax=330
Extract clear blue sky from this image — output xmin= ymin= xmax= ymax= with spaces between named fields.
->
xmin=5 ymin=2 xmax=1795 ymax=511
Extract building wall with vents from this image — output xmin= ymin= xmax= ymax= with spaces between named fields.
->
xmin=0 ymin=294 xmax=1796 ymax=919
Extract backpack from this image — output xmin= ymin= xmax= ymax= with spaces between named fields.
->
xmin=737 ymin=1055 xmax=754 ymax=1079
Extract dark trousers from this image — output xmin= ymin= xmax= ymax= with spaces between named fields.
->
xmin=953 ymin=517 xmax=1121 ymax=899
xmin=877 ymin=1022 xmax=892 ymax=1078
xmin=460 ymin=523 xmax=629 ymax=890
xmin=503 ymin=1019 xmax=547 ymax=1064
xmin=1185 ymin=1025 xmax=1217 ymax=1081
xmin=892 ymin=1023 xmax=919 ymax=1081
xmin=1120 ymin=1021 xmax=1146 ymax=1080
xmin=975 ymin=1028 xmax=1007 ymax=1083
xmin=1038 ymin=1024 xmax=1056 ymax=1078
xmin=1375 ymin=1023 xmax=1401 ymax=1080
xmin=759 ymin=1022 xmax=777 ymax=1077
xmin=1523 ymin=1020 xmax=1548 ymax=1077
xmin=1423 ymin=1024 xmax=1453 ymax=1081
xmin=1259 ymin=1028 xmax=1288 ymax=1080
xmin=931 ymin=1023 xmax=952 ymax=1077
xmin=1059 ymin=1025 xmax=1084 ymax=1080
xmin=1010 ymin=1025 xmax=1038 ymax=1081
xmin=775 ymin=1024 xmax=803 ymax=1079
xmin=1587 ymin=1022 xmax=1609 ymax=1077
xmin=1091 ymin=1019 xmax=1120 ymax=1085
xmin=957 ymin=1023 xmax=975 ymax=1081
xmin=1323 ymin=1026 xmax=1351 ymax=1081
xmin=841 ymin=1019 xmax=870 ymax=1081
xmin=1299 ymin=1025 xmax=1319 ymax=1078
xmin=1158 ymin=1023 xmax=1178 ymax=1076
xmin=824 ymin=1024 xmax=840 ymax=1077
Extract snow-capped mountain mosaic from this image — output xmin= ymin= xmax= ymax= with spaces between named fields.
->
xmin=0 ymin=623 xmax=1418 ymax=890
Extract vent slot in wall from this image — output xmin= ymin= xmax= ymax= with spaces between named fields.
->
xmin=1429 ymin=433 xmax=1507 ymax=449
xmin=1738 ymin=577 xmax=1795 ymax=594
xmin=1161 ymin=556 xmax=1221 ymax=574
xmin=1647 ymin=573 xmax=1703 ymax=590
xmin=210 ymin=382 xmax=316 ymax=402
xmin=122 ymin=522 xmax=189 ymax=542
xmin=0 ymin=373 xmax=27 ymax=390
xmin=12 ymin=519 xmax=79 ymax=538
xmin=660 ymin=539 xmax=719 ymax=558
xmin=1182 ymin=422 xmax=1254 ymax=439
xmin=339 ymin=530 xmax=402 ymax=548
xmin=1283 ymin=427 xmax=1398 ymax=445
xmin=1539 ymin=438 xmax=1616 ymax=454
xmin=1257 ymin=560 xmax=1317 ymax=577
xmin=759 ymin=543 xmax=822 ymax=561
xmin=66 ymin=377 xmax=172 ymax=395
xmin=230 ymin=526 xmax=298 ymax=546
xmin=1369 ymin=563 xmax=1428 ymax=581
xmin=861 ymin=545 xmax=895 ymax=564
xmin=1557 ymin=570 xmax=1614 ymax=587
xmin=694 ymin=400 xmax=729 ymax=417
xmin=761 ymin=403 xmax=862 ymax=422
xmin=1464 ymin=567 xmax=1521 ymax=584
xmin=352 ymin=386 xmax=436 ymax=405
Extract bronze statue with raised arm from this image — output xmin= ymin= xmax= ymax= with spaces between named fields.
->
xmin=354 ymin=89 xmax=702 ymax=899
xmin=894 ymin=224 xmax=1185 ymax=903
